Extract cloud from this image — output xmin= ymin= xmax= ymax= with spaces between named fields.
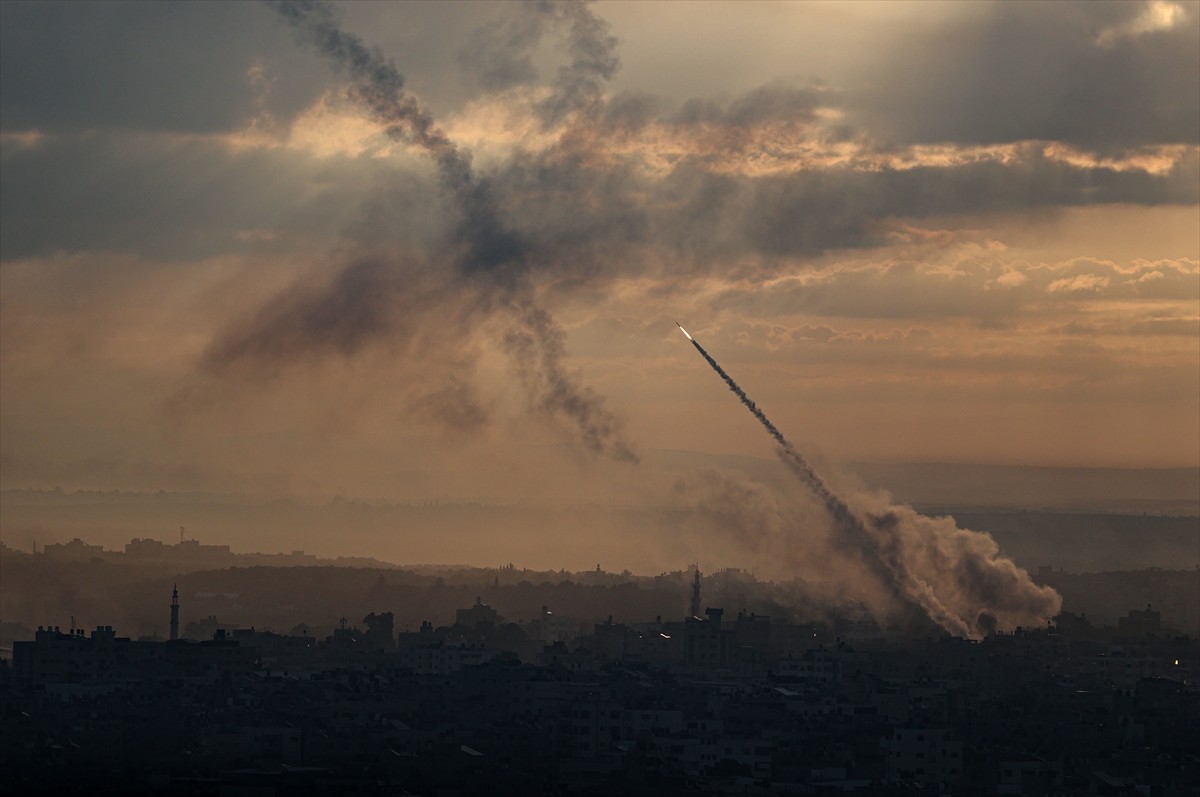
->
xmin=0 ymin=1 xmax=328 ymax=135
xmin=0 ymin=128 xmax=442 ymax=261
xmin=852 ymin=0 xmax=1199 ymax=149
xmin=5 ymin=1 xmax=1195 ymax=274
xmin=1046 ymin=273 xmax=1110 ymax=293
xmin=702 ymin=252 xmax=1199 ymax=325
xmin=1096 ymin=0 xmax=1188 ymax=47
xmin=490 ymin=132 xmax=1196 ymax=276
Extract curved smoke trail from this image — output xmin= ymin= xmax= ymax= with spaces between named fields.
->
xmin=680 ymin=325 xmax=1061 ymax=637
xmin=228 ymin=0 xmax=638 ymax=462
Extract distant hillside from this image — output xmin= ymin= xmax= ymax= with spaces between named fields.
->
xmin=930 ymin=510 xmax=1199 ymax=572
xmin=2 ymin=457 xmax=1196 ymax=572
xmin=846 ymin=461 xmax=1199 ymax=514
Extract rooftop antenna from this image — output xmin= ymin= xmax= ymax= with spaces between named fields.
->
xmin=180 ymin=526 xmax=185 ymax=543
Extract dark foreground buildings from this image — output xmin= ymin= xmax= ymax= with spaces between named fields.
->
xmin=2 ymin=595 xmax=1197 ymax=796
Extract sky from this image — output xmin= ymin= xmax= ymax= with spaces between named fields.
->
xmin=2 ymin=0 xmax=1198 ymax=507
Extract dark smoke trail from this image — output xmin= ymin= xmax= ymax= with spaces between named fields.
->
xmin=269 ymin=0 xmax=517 ymax=280
xmin=682 ymin=329 xmax=1062 ymax=638
xmin=243 ymin=0 xmax=636 ymax=461
xmin=687 ymin=335 xmax=824 ymax=496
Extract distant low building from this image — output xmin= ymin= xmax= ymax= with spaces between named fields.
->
xmin=12 ymin=624 xmax=253 ymax=684
xmin=42 ymin=538 xmax=104 ymax=560
xmin=456 ymin=597 xmax=498 ymax=628
xmin=1118 ymin=605 xmax=1161 ymax=639
xmin=124 ymin=536 xmax=233 ymax=562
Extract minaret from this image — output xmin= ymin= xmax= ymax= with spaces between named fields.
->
xmin=169 ymin=584 xmax=180 ymax=641
xmin=690 ymin=566 xmax=701 ymax=618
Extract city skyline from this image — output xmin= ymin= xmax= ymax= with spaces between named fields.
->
xmin=3 ymin=4 xmax=1197 ymax=791
xmin=5 ymin=555 xmax=1197 ymax=793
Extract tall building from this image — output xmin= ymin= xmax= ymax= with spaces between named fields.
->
xmin=690 ymin=566 xmax=701 ymax=618
xmin=169 ymin=584 xmax=180 ymax=641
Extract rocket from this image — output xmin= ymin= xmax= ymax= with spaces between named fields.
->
xmin=675 ymin=321 xmax=693 ymax=341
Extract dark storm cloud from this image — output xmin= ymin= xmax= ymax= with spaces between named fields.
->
xmin=0 ymin=131 xmax=440 ymax=261
xmin=4 ymin=2 xmax=1193 ymax=271
xmin=486 ymin=137 xmax=1197 ymax=277
xmin=0 ymin=1 xmax=327 ymax=135
xmin=743 ymin=153 xmax=1198 ymax=256
xmin=854 ymin=0 xmax=1200 ymax=149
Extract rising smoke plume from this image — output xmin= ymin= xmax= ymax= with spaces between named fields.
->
xmin=680 ymin=325 xmax=1061 ymax=638
xmin=204 ymin=0 xmax=636 ymax=461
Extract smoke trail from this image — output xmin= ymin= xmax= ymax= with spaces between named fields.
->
xmin=459 ymin=0 xmax=621 ymax=126
xmin=229 ymin=0 xmax=636 ymax=461
xmin=269 ymin=0 xmax=517 ymax=280
xmin=682 ymin=328 xmax=1060 ymax=637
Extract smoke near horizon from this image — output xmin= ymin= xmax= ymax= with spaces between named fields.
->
xmin=678 ymin=326 xmax=1061 ymax=636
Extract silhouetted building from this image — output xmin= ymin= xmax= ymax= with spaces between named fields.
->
xmin=456 ymin=596 xmax=498 ymax=628
xmin=328 ymin=617 xmax=362 ymax=648
xmin=684 ymin=607 xmax=735 ymax=670
xmin=124 ymin=536 xmax=233 ymax=562
xmin=169 ymin=584 xmax=180 ymax=641
xmin=534 ymin=605 xmax=577 ymax=644
xmin=42 ymin=537 xmax=104 ymax=561
xmin=125 ymin=537 xmax=169 ymax=557
xmin=363 ymin=611 xmax=395 ymax=650
xmin=1118 ymin=604 xmax=1162 ymax=639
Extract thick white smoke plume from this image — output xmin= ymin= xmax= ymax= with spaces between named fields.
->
xmin=684 ymin=330 xmax=1061 ymax=638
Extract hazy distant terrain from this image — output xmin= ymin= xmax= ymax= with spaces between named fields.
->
xmin=846 ymin=462 xmax=1200 ymax=515
xmin=2 ymin=459 xmax=1195 ymax=573
xmin=3 ymin=460 xmax=1197 ymax=644
xmin=925 ymin=510 xmax=1199 ymax=572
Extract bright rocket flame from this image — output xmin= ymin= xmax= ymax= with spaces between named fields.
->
xmin=676 ymin=322 xmax=693 ymax=341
